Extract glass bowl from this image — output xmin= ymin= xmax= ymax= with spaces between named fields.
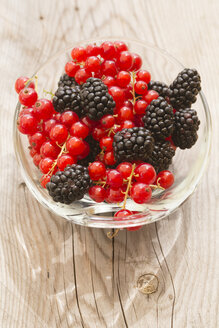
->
xmin=13 ymin=38 xmax=212 ymax=229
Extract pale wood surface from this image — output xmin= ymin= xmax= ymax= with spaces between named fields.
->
xmin=0 ymin=0 xmax=218 ymax=327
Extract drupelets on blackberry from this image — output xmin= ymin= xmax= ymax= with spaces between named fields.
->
xmin=80 ymin=77 xmax=115 ymax=121
xmin=113 ymin=127 xmax=154 ymax=163
xmin=169 ymin=68 xmax=201 ymax=109
xmin=172 ymin=108 xmax=200 ymax=149
xmin=58 ymin=73 xmax=78 ymax=88
xmin=46 ymin=164 xmax=91 ymax=204
xmin=148 ymin=80 xmax=172 ymax=99
xmin=143 ymin=96 xmax=174 ymax=140
xmin=147 ymin=140 xmax=175 ymax=173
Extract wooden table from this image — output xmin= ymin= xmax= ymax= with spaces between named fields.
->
xmin=0 ymin=0 xmax=218 ymax=327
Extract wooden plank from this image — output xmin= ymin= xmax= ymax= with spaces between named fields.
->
xmin=0 ymin=0 xmax=218 ymax=327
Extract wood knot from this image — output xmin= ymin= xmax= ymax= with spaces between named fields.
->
xmin=136 ymin=273 xmax=159 ymax=295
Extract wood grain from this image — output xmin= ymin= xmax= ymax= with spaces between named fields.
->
xmin=0 ymin=0 xmax=218 ymax=327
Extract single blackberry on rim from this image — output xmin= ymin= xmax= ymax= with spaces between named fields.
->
xmin=80 ymin=77 xmax=115 ymax=121
xmin=147 ymin=140 xmax=175 ymax=173
xmin=169 ymin=68 xmax=201 ymax=109
xmin=58 ymin=73 xmax=78 ymax=88
xmin=113 ymin=127 xmax=154 ymax=163
xmin=143 ymin=96 xmax=174 ymax=140
xmin=53 ymin=85 xmax=84 ymax=117
xmin=78 ymin=136 xmax=101 ymax=167
xmin=148 ymin=80 xmax=172 ymax=99
xmin=46 ymin=164 xmax=91 ymax=204
xmin=172 ymin=108 xmax=200 ymax=149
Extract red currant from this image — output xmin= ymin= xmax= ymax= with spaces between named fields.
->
xmin=100 ymin=115 xmax=115 ymax=129
xmin=40 ymin=141 xmax=60 ymax=159
xmin=117 ymin=106 xmax=134 ymax=121
xmin=57 ymin=154 xmax=76 ymax=170
xmin=102 ymin=76 xmax=116 ymax=88
xmin=134 ymin=114 xmax=144 ymax=127
xmin=114 ymin=209 xmax=133 ymax=220
xmin=70 ymin=121 xmax=89 ymax=139
xmin=120 ymin=120 xmax=135 ymax=129
xmin=33 ymin=98 xmax=54 ymax=120
xmin=116 ymin=71 xmax=131 ymax=88
xmin=134 ymin=81 xmax=148 ymax=95
xmin=33 ymin=153 xmax=42 ymax=167
xmin=19 ymin=107 xmax=35 ymax=117
xmin=60 ymin=111 xmax=79 ymax=128
xmin=29 ymin=132 xmax=47 ymax=151
xmin=15 ymin=76 xmax=35 ymax=94
xmin=29 ymin=148 xmax=38 ymax=158
xmin=55 ymin=113 xmax=61 ymax=122
xmin=77 ymin=141 xmax=90 ymax=160
xmin=66 ymin=137 xmax=86 ymax=156
xmin=65 ymin=61 xmax=80 ymax=77
xmin=18 ymin=114 xmax=38 ymax=135
xmin=71 ymin=47 xmax=87 ymax=62
xmin=86 ymin=44 xmax=102 ymax=56
xmin=19 ymin=88 xmax=38 ymax=106
xmin=39 ymin=157 xmax=54 ymax=174
xmin=89 ymin=185 xmax=106 ymax=203
xmin=88 ymin=161 xmax=106 ymax=180
xmin=123 ymin=84 xmax=133 ymax=100
xmin=134 ymin=163 xmax=156 ymax=184
xmin=92 ymin=126 xmax=106 ymax=141
xmin=101 ymin=41 xmax=116 ymax=59
xmin=117 ymin=162 xmax=132 ymax=179
xmin=130 ymin=53 xmax=142 ymax=71
xmin=100 ymin=136 xmax=113 ymax=152
xmin=75 ymin=68 xmax=90 ymax=84
xmin=105 ymin=187 xmax=125 ymax=203
xmin=130 ymin=183 xmax=152 ymax=204
xmin=102 ymin=60 xmax=117 ymax=76
xmin=40 ymin=174 xmax=51 ymax=188
xmin=136 ymin=70 xmax=151 ymax=84
xmin=117 ymin=51 xmax=133 ymax=70
xmin=134 ymin=100 xmax=148 ymax=115
xmin=108 ymin=86 xmax=125 ymax=105
xmin=43 ymin=118 xmax=57 ymax=136
xmin=143 ymin=90 xmax=159 ymax=103
xmin=114 ymin=41 xmax=128 ymax=54
xmin=104 ymin=151 xmax=116 ymax=166
xmin=50 ymin=124 xmax=68 ymax=144
xmin=127 ymin=226 xmax=142 ymax=231
xmin=81 ymin=116 xmax=97 ymax=131
xmin=85 ymin=56 xmax=101 ymax=72
xmin=106 ymin=169 xmax=123 ymax=189
xmin=156 ymin=170 xmax=174 ymax=189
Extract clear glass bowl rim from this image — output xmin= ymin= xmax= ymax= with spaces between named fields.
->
xmin=13 ymin=37 xmax=212 ymax=228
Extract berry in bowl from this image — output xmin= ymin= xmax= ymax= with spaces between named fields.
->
xmin=13 ymin=38 xmax=211 ymax=231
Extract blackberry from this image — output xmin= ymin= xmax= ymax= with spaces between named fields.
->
xmin=113 ymin=127 xmax=154 ymax=163
xmin=148 ymin=80 xmax=172 ymax=99
xmin=143 ymin=96 xmax=174 ymax=140
xmin=169 ymin=68 xmax=201 ymax=109
xmin=147 ymin=140 xmax=175 ymax=173
xmin=78 ymin=136 xmax=101 ymax=167
xmin=80 ymin=77 xmax=115 ymax=121
xmin=53 ymin=85 xmax=84 ymax=117
xmin=58 ymin=73 xmax=78 ymax=88
xmin=172 ymin=108 xmax=200 ymax=149
xmin=46 ymin=164 xmax=91 ymax=204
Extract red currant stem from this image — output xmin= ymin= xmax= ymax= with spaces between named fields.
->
xmin=45 ymin=136 xmax=69 ymax=177
xmin=93 ymin=180 xmax=106 ymax=187
xmin=150 ymin=183 xmax=165 ymax=191
xmin=122 ymin=163 xmax=136 ymax=210
xmin=107 ymin=124 xmax=120 ymax=137
xmin=130 ymin=71 xmax=138 ymax=106
xmin=113 ymin=114 xmax=118 ymax=118
xmin=107 ymin=229 xmax=120 ymax=239
xmin=43 ymin=89 xmax=55 ymax=99
xmin=34 ymin=76 xmax=38 ymax=92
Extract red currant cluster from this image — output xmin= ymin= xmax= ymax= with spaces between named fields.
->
xmin=15 ymin=40 xmax=176 ymax=229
